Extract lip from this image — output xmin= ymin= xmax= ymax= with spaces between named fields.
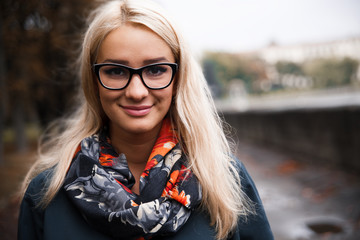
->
xmin=121 ymin=105 xmax=152 ymax=117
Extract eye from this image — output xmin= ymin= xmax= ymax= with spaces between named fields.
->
xmin=144 ymin=65 xmax=168 ymax=78
xmin=101 ymin=66 xmax=129 ymax=79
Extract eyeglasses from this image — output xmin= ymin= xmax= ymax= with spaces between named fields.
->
xmin=93 ymin=62 xmax=178 ymax=90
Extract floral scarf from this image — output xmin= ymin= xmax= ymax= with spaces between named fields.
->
xmin=64 ymin=118 xmax=202 ymax=239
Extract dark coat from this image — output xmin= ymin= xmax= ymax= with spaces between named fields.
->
xmin=18 ymin=160 xmax=273 ymax=240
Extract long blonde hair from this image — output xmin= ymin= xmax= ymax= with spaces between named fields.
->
xmin=21 ymin=0 xmax=253 ymax=239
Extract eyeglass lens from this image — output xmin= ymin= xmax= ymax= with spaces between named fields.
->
xmin=99 ymin=64 xmax=173 ymax=89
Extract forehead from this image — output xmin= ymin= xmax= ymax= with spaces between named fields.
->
xmin=96 ymin=24 xmax=175 ymax=66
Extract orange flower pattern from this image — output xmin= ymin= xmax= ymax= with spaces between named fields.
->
xmin=64 ymin=117 xmax=201 ymax=240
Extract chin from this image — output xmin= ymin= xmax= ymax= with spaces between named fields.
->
xmin=123 ymin=121 xmax=161 ymax=134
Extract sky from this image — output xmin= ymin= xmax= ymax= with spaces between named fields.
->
xmin=154 ymin=0 xmax=360 ymax=53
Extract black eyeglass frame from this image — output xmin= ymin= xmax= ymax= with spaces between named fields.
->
xmin=93 ymin=62 xmax=178 ymax=90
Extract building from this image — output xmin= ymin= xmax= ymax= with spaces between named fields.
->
xmin=257 ymin=37 xmax=360 ymax=64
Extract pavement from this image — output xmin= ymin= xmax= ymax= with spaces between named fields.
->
xmin=235 ymin=141 xmax=360 ymax=240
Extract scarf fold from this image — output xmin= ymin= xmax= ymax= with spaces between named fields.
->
xmin=64 ymin=118 xmax=202 ymax=239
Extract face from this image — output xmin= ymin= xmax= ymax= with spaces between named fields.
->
xmin=96 ymin=24 xmax=176 ymax=138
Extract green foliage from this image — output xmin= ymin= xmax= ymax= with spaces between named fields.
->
xmin=201 ymin=52 xmax=267 ymax=94
xmin=202 ymin=59 xmax=223 ymax=97
xmin=276 ymin=61 xmax=303 ymax=75
xmin=202 ymin=51 xmax=359 ymax=96
xmin=303 ymin=58 xmax=359 ymax=88
xmin=2 ymin=124 xmax=41 ymax=143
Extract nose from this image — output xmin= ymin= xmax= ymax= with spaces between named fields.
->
xmin=124 ymin=74 xmax=149 ymax=101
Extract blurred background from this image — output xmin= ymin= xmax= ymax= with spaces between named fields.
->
xmin=1 ymin=0 xmax=360 ymax=239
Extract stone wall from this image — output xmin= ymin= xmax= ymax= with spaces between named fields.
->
xmin=222 ymin=106 xmax=360 ymax=173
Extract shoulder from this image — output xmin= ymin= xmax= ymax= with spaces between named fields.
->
xmin=23 ymin=168 xmax=54 ymax=206
xmin=231 ymin=156 xmax=250 ymax=177
xmin=231 ymin=157 xmax=275 ymax=240
xmin=18 ymin=169 xmax=55 ymax=239
xmin=231 ymin=157 xmax=257 ymax=192
xmin=231 ymin=156 xmax=263 ymax=212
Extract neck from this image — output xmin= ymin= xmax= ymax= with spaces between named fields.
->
xmin=108 ymin=123 xmax=162 ymax=195
xmin=109 ymin=125 xmax=161 ymax=165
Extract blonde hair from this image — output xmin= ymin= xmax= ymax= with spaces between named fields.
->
xmin=21 ymin=0 xmax=253 ymax=239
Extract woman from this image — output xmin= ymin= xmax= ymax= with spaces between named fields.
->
xmin=18 ymin=0 xmax=273 ymax=239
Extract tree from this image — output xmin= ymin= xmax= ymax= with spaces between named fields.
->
xmin=0 ymin=12 xmax=6 ymax=162
xmin=202 ymin=59 xmax=223 ymax=98
xmin=275 ymin=61 xmax=303 ymax=76
xmin=303 ymin=58 xmax=359 ymax=88
xmin=202 ymin=52 xmax=267 ymax=95
xmin=0 ymin=0 xmax=95 ymax=152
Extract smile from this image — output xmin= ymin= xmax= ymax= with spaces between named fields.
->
xmin=121 ymin=105 xmax=152 ymax=117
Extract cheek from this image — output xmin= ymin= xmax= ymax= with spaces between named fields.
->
xmin=98 ymin=89 xmax=108 ymax=107
xmin=98 ymin=88 xmax=120 ymax=115
xmin=98 ymin=86 xmax=118 ymax=101
xmin=163 ymin=90 xmax=175 ymax=114
xmin=161 ymin=86 xmax=175 ymax=106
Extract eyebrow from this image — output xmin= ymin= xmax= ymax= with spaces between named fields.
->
xmin=143 ymin=57 xmax=170 ymax=65
xmin=102 ymin=57 xmax=170 ymax=66
xmin=102 ymin=59 xmax=129 ymax=65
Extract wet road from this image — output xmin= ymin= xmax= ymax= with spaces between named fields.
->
xmin=236 ymin=141 xmax=360 ymax=240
